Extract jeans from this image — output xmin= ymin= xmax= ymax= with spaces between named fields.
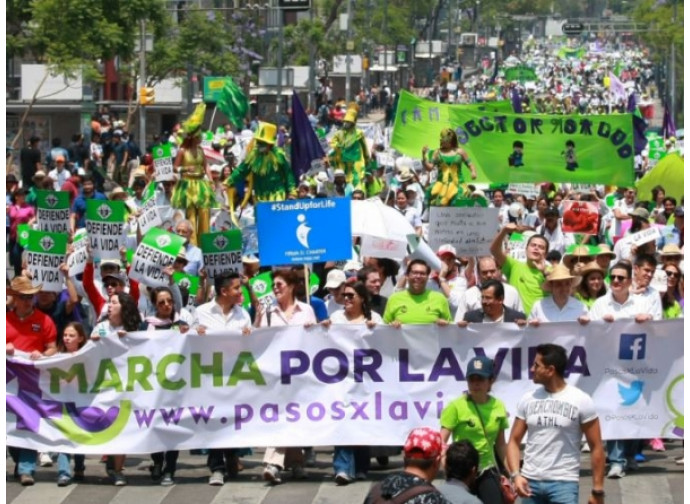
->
xmin=12 ymin=448 xmax=37 ymax=476
xmin=522 ymin=479 xmax=579 ymax=504
xmin=606 ymin=439 xmax=637 ymax=466
xmin=332 ymin=446 xmax=370 ymax=477
xmin=57 ymin=453 xmax=85 ymax=478
xmin=207 ymin=449 xmax=237 ymax=473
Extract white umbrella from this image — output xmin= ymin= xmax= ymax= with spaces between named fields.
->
xmin=351 ymin=199 xmax=415 ymax=260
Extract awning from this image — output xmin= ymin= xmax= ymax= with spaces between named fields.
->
xmin=370 ymin=65 xmax=399 ymax=72
xmin=249 ymin=87 xmax=294 ymax=96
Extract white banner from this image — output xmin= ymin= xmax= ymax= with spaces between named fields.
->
xmin=429 ymin=207 xmax=500 ymax=256
xmin=67 ymin=230 xmax=89 ymax=277
xmin=6 ymin=321 xmax=683 ymax=454
xmin=136 ymin=197 xmax=163 ymax=235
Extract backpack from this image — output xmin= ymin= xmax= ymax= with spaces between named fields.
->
xmin=367 ymin=480 xmax=438 ymax=504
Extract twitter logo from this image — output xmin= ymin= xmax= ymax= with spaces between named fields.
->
xmin=618 ymin=380 xmax=644 ymax=406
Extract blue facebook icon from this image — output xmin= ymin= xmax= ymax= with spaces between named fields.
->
xmin=618 ymin=333 xmax=647 ymax=360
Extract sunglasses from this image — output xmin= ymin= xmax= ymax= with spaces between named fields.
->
xmin=104 ymin=282 xmax=119 ymax=288
xmin=157 ymin=299 xmax=173 ymax=306
xmin=664 ymin=271 xmax=681 ymax=278
xmin=610 ymin=275 xmax=628 ymax=282
xmin=342 ymin=292 xmax=356 ymax=300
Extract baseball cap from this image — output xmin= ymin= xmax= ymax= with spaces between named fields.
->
xmin=437 ymin=244 xmax=457 ymax=258
xmin=102 ymin=272 xmax=127 ymax=285
xmin=55 ymin=155 xmax=66 ymax=163
xmin=99 ymin=259 xmax=122 ymax=270
xmin=325 ymin=269 xmax=347 ymax=289
xmin=466 ymin=356 xmax=494 ymax=379
xmin=403 ymin=427 xmax=443 ymax=460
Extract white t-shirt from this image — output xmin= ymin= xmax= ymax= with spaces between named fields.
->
xmin=193 ymin=301 xmax=251 ymax=332
xmin=588 ymin=290 xmax=660 ymax=321
xmin=612 ymin=199 xmax=636 ymax=237
xmin=517 ymin=384 xmax=598 ymax=482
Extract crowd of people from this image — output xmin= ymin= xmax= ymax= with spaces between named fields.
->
xmin=7 ymin=36 xmax=684 ymax=504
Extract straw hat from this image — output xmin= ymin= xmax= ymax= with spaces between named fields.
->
xmin=578 ymin=262 xmax=606 ymax=279
xmin=541 ymin=263 xmax=581 ymax=292
xmin=595 ymin=244 xmax=616 ymax=258
xmin=109 ymin=187 xmax=128 ymax=200
xmin=563 ymin=245 xmax=595 ymax=270
xmin=396 ymin=167 xmax=415 ymax=183
xmin=659 ymin=244 xmax=683 ymax=258
xmin=9 ymin=276 xmax=42 ymax=295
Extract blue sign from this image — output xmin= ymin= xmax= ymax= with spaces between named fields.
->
xmin=256 ymin=198 xmax=352 ymax=266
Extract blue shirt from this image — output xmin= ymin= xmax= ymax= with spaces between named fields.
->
xmin=183 ymin=243 xmax=204 ymax=276
xmin=657 ymin=225 xmax=681 ymax=248
xmin=71 ymin=191 xmax=107 ymax=229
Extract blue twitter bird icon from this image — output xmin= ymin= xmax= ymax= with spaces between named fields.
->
xmin=618 ymin=380 xmax=644 ymax=406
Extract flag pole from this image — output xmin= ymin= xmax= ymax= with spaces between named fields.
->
xmin=209 ymin=105 xmax=218 ymax=130
xmin=303 ymin=264 xmax=311 ymax=307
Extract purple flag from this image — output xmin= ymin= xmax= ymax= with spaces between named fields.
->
xmin=627 ymin=92 xmax=648 ymax=155
xmin=511 ymin=87 xmax=522 ymax=113
xmin=290 ymin=91 xmax=325 ymax=178
xmin=662 ymin=102 xmax=676 ymax=139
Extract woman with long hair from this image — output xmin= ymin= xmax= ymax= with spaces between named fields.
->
xmin=89 ymin=292 xmax=141 ymax=486
xmin=660 ymin=263 xmax=683 ymax=319
xmin=441 ymin=356 xmax=509 ymax=504
xmin=256 ymin=268 xmax=316 ymax=485
xmin=322 ymin=281 xmax=382 ymax=485
xmin=574 ymin=263 xmax=607 ymax=309
xmin=422 ymin=128 xmax=477 ymax=206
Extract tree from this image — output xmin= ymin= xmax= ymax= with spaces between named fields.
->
xmin=7 ymin=0 xmax=168 ymax=147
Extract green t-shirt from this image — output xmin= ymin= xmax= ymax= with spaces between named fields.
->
xmin=440 ymin=394 xmax=509 ymax=471
xmin=382 ymin=289 xmax=452 ymax=324
xmin=502 ymin=256 xmax=546 ymax=316
xmin=663 ymin=301 xmax=682 ymax=319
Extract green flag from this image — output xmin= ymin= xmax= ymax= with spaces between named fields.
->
xmin=130 ymin=228 xmax=186 ymax=288
xmin=504 ymin=65 xmax=537 ymax=82
xmin=152 ymin=143 xmax=174 ymax=181
xmin=216 ymin=79 xmax=249 ymax=129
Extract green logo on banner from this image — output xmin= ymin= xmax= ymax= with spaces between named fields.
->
xmin=39 ymin=236 xmax=55 ymax=252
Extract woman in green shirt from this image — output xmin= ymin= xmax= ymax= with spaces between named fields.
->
xmin=661 ymin=263 xmax=683 ymax=319
xmin=440 ymin=356 xmax=509 ymax=504
xmin=574 ymin=263 xmax=607 ymax=309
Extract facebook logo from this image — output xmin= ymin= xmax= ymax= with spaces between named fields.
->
xmin=619 ymin=334 xmax=647 ymax=360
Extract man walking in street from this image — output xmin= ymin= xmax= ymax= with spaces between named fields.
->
xmin=506 ymin=343 xmax=606 ymax=504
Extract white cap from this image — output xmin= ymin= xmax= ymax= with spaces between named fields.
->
xmin=333 ymin=169 xmax=346 ymax=177
xmin=325 ymin=269 xmax=347 ymax=289
xmin=343 ymin=259 xmax=363 ymax=272
xmin=437 ymin=244 xmax=457 ymax=258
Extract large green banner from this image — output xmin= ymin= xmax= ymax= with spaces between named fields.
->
xmin=391 ymin=91 xmax=512 ymax=159
xmin=504 ymin=65 xmax=537 ymax=82
xmin=391 ymin=90 xmax=635 ymax=185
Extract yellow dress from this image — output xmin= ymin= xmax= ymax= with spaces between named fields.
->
xmin=171 ymin=147 xmax=215 ymax=209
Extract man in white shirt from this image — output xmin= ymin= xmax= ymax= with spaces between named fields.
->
xmin=175 ymin=219 xmax=204 ymax=276
xmin=629 ymin=254 xmax=663 ymax=319
xmin=528 ymin=264 xmax=588 ymax=324
xmin=192 ymin=271 xmax=251 ymax=486
xmin=536 ymin=207 xmax=574 ymax=255
xmin=488 ymin=189 xmax=509 ymax=226
xmin=455 ymin=256 xmax=523 ymax=321
xmin=506 ymin=344 xmax=605 ymax=504
xmin=583 ymin=260 xmax=660 ymax=479
xmin=49 ymin=155 xmax=71 ymax=190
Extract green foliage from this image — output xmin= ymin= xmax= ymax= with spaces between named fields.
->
xmin=17 ymin=0 xmax=166 ymax=76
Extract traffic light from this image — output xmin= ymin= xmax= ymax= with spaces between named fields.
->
xmin=139 ymin=87 xmax=155 ymax=106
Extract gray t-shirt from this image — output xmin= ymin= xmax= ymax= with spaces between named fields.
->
xmin=436 ymin=480 xmax=482 ymax=504
xmin=517 ymin=384 xmax=597 ymax=482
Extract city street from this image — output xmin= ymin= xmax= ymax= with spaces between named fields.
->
xmin=6 ymin=441 xmax=683 ymax=503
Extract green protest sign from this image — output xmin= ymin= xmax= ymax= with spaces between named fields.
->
xmin=67 ymin=229 xmax=89 ymax=277
xmin=200 ymin=230 xmax=243 ymax=279
xmin=172 ymin=271 xmax=200 ymax=307
xmin=85 ymin=200 xmax=127 ymax=260
xmin=391 ymin=90 xmax=513 ymax=159
xmin=130 ymin=228 xmax=186 ymax=288
xmin=36 ymin=190 xmax=70 ymax=233
xmin=241 ymin=271 xmax=321 ymax=310
xmin=152 ymin=143 xmax=175 ymax=181
xmin=392 ymin=90 xmax=635 ymax=185
xmin=203 ymin=76 xmax=232 ymax=103
xmin=26 ymin=230 xmax=68 ymax=292
xmin=504 ymin=65 xmax=537 ymax=82
xmin=17 ymin=224 xmax=31 ymax=247
xmin=446 ymin=108 xmax=634 ymax=185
